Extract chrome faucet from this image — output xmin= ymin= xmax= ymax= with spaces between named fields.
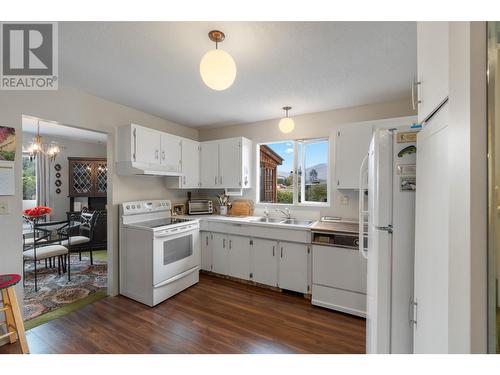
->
xmin=275 ymin=207 xmax=291 ymax=219
xmin=263 ymin=206 xmax=270 ymax=218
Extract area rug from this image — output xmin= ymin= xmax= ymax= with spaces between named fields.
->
xmin=23 ymin=251 xmax=107 ymax=324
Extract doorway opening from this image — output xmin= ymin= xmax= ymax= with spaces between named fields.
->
xmin=21 ymin=115 xmax=109 ymax=328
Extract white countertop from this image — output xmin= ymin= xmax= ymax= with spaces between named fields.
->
xmin=176 ymin=214 xmax=317 ymax=231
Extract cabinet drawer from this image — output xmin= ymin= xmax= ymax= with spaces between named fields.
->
xmin=311 ymin=284 xmax=366 ymax=317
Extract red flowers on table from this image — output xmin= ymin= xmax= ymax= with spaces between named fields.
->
xmin=23 ymin=206 xmax=52 ymax=218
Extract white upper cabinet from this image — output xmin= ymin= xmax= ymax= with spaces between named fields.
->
xmin=134 ymin=125 xmax=162 ymax=166
xmin=180 ymin=138 xmax=200 ymax=188
xmin=200 ymin=141 xmax=220 ymax=188
xmin=117 ymin=123 xmax=183 ymax=176
xmin=166 ymin=138 xmax=201 ymax=189
xmin=219 ymin=138 xmax=243 ymax=188
xmin=334 ymin=124 xmax=373 ymax=189
xmin=160 ymin=133 xmax=181 ymax=172
xmin=416 ymin=22 xmax=449 ymax=123
xmin=200 ymin=137 xmax=252 ymax=189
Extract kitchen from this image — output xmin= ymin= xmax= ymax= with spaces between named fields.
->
xmin=0 ymin=13 xmax=492 ymax=368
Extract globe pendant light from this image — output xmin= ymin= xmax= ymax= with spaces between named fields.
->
xmin=279 ymin=106 xmax=295 ymax=133
xmin=200 ymin=30 xmax=237 ymax=91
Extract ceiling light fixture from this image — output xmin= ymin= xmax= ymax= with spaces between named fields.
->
xmin=199 ymin=30 xmax=237 ymax=91
xmin=27 ymin=120 xmax=60 ymax=162
xmin=279 ymin=106 xmax=295 ymax=134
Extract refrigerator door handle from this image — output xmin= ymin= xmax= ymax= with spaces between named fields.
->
xmin=358 ymin=153 xmax=369 ymax=259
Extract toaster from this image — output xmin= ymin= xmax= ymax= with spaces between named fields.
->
xmin=187 ymin=199 xmax=213 ymax=215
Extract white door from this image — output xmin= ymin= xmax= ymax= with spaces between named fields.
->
xmin=200 ymin=142 xmax=219 ymax=188
xmin=219 ymin=138 xmax=242 ymax=188
xmin=252 ymin=238 xmax=279 ymax=286
xmin=413 ymin=107 xmax=449 ymax=353
xmin=335 ymin=124 xmax=373 ymax=189
xmin=228 ymin=235 xmax=251 ymax=280
xmin=200 ymin=231 xmax=212 ymax=272
xmin=160 ymin=133 xmax=182 ymax=172
xmin=134 ymin=125 xmax=162 ymax=165
xmin=278 ymin=242 xmax=309 ymax=293
xmin=181 ymin=139 xmax=200 ymax=188
xmin=211 ymin=233 xmax=228 ymax=275
xmin=417 ymin=22 xmax=449 ymax=122
xmin=366 ymin=130 xmax=393 ymax=354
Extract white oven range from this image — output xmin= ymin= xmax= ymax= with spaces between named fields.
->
xmin=119 ymin=200 xmax=200 ymax=306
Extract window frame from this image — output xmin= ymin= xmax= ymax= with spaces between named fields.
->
xmin=256 ymin=137 xmax=330 ymax=208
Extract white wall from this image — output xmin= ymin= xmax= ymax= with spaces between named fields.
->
xmin=199 ymin=98 xmax=416 ymax=219
xmin=447 ymin=21 xmax=487 ymax=353
xmin=0 ymin=85 xmax=199 ymax=307
xmin=22 ymin=133 xmax=107 ymax=221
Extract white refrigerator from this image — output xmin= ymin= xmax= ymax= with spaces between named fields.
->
xmin=359 ymin=128 xmax=416 ymax=354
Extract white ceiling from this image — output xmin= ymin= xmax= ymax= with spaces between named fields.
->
xmin=22 ymin=117 xmax=107 ymax=143
xmin=59 ymin=22 xmax=416 ymax=128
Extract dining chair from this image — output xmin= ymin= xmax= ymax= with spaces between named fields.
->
xmin=63 ymin=211 xmax=99 ymax=265
xmin=23 ymin=220 xmax=71 ymax=292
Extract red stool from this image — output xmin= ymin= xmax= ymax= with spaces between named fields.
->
xmin=0 ymin=274 xmax=29 ymax=354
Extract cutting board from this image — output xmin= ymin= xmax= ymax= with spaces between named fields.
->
xmin=229 ymin=200 xmax=254 ymax=217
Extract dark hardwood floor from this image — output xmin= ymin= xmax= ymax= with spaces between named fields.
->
xmin=1 ymin=273 xmax=365 ymax=354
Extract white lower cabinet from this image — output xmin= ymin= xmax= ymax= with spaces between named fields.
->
xmin=252 ymin=238 xmax=279 ymax=287
xmin=278 ymin=242 xmax=310 ymax=294
xmin=202 ymin=231 xmax=310 ymax=294
xmin=212 ymin=233 xmax=229 ymax=275
xmin=200 ymin=231 xmax=213 ymax=272
xmin=228 ymin=235 xmax=251 ymax=280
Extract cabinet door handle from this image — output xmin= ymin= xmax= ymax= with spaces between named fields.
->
xmin=223 ymin=238 xmax=226 ymax=248
xmin=206 ymin=236 xmax=208 ymax=246
xmin=272 ymin=246 xmax=275 ymax=257
xmin=411 ymin=77 xmax=421 ymax=110
xmin=229 ymin=240 xmax=232 ymax=250
xmin=280 ymin=247 xmax=283 ymax=258
xmin=155 ymin=150 xmax=159 ymax=160
xmin=133 ymin=128 xmax=137 ymax=161
xmin=183 ymin=176 xmax=186 ymax=185
xmin=220 ymin=176 xmax=223 ymax=185
xmin=215 ymin=176 xmax=217 ymax=185
xmin=162 ymin=151 xmax=165 ymax=160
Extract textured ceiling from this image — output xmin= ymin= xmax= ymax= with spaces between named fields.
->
xmin=59 ymin=21 xmax=416 ymax=128
xmin=22 ymin=116 xmax=107 ymax=143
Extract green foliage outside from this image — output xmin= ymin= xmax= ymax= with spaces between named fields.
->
xmin=0 ymin=150 xmax=15 ymax=161
xmin=277 ymin=189 xmax=293 ymax=204
xmin=305 ymin=183 xmax=327 ymax=202
xmin=23 ymin=156 xmax=36 ymax=200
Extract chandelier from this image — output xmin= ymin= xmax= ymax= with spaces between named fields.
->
xmin=27 ymin=120 xmax=60 ymax=162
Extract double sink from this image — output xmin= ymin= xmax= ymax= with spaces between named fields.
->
xmin=250 ymin=217 xmax=314 ymax=227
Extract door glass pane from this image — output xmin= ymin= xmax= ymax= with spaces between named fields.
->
xmin=488 ymin=21 xmax=500 ymax=353
xmin=163 ymin=234 xmax=192 ymax=265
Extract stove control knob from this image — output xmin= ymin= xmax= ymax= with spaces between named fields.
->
xmin=126 ymin=205 xmax=130 ymax=209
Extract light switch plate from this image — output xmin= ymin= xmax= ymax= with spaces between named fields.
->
xmin=0 ymin=200 xmax=9 ymax=214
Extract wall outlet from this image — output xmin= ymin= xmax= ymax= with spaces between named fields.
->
xmin=0 ymin=201 xmax=9 ymax=214
xmin=340 ymin=195 xmax=349 ymax=206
